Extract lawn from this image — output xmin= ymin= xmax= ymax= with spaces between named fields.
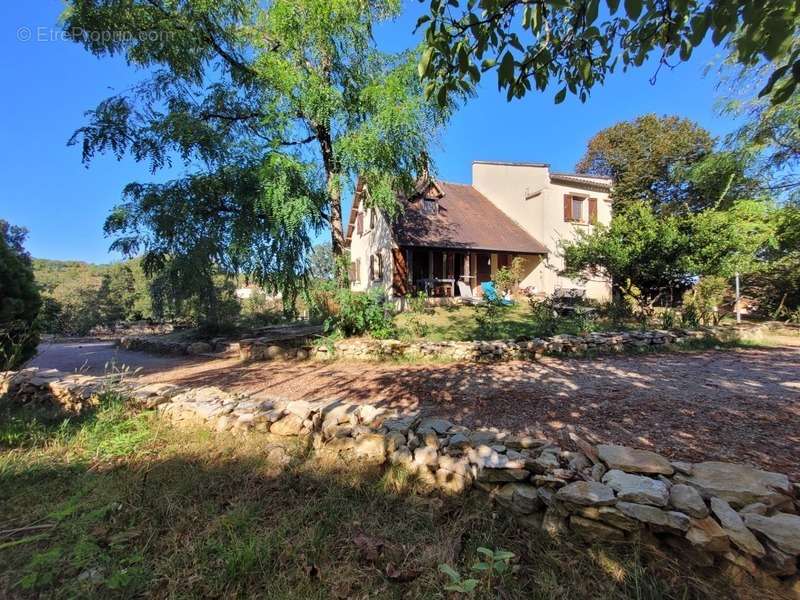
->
xmin=0 ymin=394 xmax=761 ymax=599
xmin=394 ymin=303 xmax=616 ymax=342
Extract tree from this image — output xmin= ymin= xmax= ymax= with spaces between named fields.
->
xmin=0 ymin=220 xmax=41 ymax=368
xmin=719 ymin=63 xmax=800 ymax=195
xmin=560 ymin=200 xmax=776 ymax=314
xmin=96 ymin=264 xmax=138 ymax=325
xmin=417 ymin=0 xmax=800 ymax=106
xmin=575 ymin=114 xmax=752 ymax=211
xmin=64 ymin=0 xmax=449 ymax=307
xmin=308 ymin=242 xmax=334 ymax=281
xmin=560 ymin=203 xmax=692 ymax=313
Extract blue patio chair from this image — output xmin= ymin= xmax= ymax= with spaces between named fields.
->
xmin=481 ymin=281 xmax=513 ymax=306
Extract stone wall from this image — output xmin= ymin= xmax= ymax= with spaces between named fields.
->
xmin=117 ymin=336 xmax=235 ymax=356
xmin=3 ymin=367 xmax=799 ymax=596
xmin=314 ymin=328 xmax=715 ymax=362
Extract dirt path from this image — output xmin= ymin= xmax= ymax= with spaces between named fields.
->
xmin=27 ymin=341 xmax=800 ymax=479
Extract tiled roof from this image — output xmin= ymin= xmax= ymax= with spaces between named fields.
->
xmin=393 ymin=181 xmax=548 ymax=254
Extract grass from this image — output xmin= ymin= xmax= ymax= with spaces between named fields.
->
xmin=393 ymin=303 xmax=616 ymax=342
xmin=0 ymin=396 xmax=767 ymax=599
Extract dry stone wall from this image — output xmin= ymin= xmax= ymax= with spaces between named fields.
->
xmin=315 ymin=328 xmax=714 ymax=362
xmin=4 ymin=367 xmax=799 ymax=597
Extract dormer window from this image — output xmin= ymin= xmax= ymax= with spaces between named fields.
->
xmin=421 ymin=198 xmax=438 ymax=215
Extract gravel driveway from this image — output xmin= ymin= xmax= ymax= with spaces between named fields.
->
xmin=26 ymin=341 xmax=800 ymax=478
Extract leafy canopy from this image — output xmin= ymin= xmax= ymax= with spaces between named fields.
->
xmin=575 ymin=114 xmax=754 ymax=211
xmin=417 ymin=0 xmax=800 ymax=106
xmin=63 ymin=0 xmax=449 ymax=310
xmin=0 ymin=221 xmax=41 ymax=368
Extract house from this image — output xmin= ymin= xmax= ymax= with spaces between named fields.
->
xmin=345 ymin=160 xmax=613 ymax=302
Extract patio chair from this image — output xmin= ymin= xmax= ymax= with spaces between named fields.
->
xmin=457 ymin=280 xmax=482 ymax=304
xmin=480 ymin=281 xmax=513 ymax=306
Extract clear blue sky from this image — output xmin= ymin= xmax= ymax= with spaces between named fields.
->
xmin=1 ymin=1 xmax=732 ymax=264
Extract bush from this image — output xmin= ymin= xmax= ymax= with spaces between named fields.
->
xmin=682 ymin=276 xmax=730 ymax=325
xmin=474 ymin=301 xmax=505 ymax=339
xmin=325 ymin=288 xmax=396 ymax=339
xmin=0 ymin=221 xmax=41 ymax=368
xmin=528 ymin=297 xmax=560 ymax=337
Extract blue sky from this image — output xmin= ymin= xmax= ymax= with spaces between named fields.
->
xmin=2 ymin=1 xmax=732 ymax=264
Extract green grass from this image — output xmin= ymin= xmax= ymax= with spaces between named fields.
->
xmin=394 ymin=304 xmax=618 ymax=342
xmin=0 ymin=397 xmax=764 ymax=599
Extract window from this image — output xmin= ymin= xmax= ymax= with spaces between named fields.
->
xmin=356 ymin=212 xmax=364 ymax=235
xmin=421 ymin=198 xmax=438 ymax=215
xmin=564 ymin=195 xmax=598 ymax=224
xmin=371 ymin=254 xmax=383 ymax=281
xmin=350 ymin=259 xmax=360 ymax=284
xmin=571 ymin=196 xmax=584 ymax=222
xmin=368 ymin=208 xmax=375 ymax=229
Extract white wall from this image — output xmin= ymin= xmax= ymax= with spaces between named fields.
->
xmin=347 ymin=199 xmax=395 ymax=296
xmin=472 ymin=162 xmax=612 ymax=300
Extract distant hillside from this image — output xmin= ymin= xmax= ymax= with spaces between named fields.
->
xmin=32 ymin=257 xmax=153 ymax=335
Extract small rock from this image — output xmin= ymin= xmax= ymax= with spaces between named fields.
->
xmin=679 ymin=461 xmax=792 ymax=508
xmin=710 ymin=497 xmax=765 ymax=557
xmin=597 ymin=444 xmax=674 ymax=475
xmin=385 ymin=431 xmax=406 ymax=453
xmin=555 ymin=481 xmax=616 ymax=507
xmin=269 ymin=413 xmax=304 ymax=436
xmin=602 ymin=470 xmax=669 ymax=507
xmin=669 ymin=484 xmax=709 ymax=518
xmin=353 ymin=433 xmax=387 ymax=462
xmin=671 ymin=461 xmax=694 ymax=475
xmin=616 ymin=502 xmax=691 ymax=531
xmin=496 ymin=483 xmax=541 ymax=514
xmin=389 ymin=447 xmax=413 ymax=465
xmin=743 ymin=512 xmax=800 ymax=555
xmin=686 ymin=516 xmax=730 ymax=552
xmin=448 ymin=432 xmax=469 ymax=449
xmin=476 ymin=467 xmax=530 ymax=483
xmin=590 ymin=463 xmax=606 ymax=481
xmin=418 ymin=417 xmax=453 ymax=435
xmin=542 ymin=508 xmax=567 ymax=537
xmin=759 ymin=542 xmax=797 ymax=577
xmin=570 ymin=515 xmax=626 ymax=541
xmin=413 ymin=446 xmax=439 ymax=468
xmin=187 ymin=341 xmax=213 ymax=355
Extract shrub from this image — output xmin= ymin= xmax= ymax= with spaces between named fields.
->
xmin=405 ymin=291 xmax=430 ymax=314
xmin=0 ymin=221 xmax=41 ymax=368
xmin=325 ymin=288 xmax=396 ymax=339
xmin=682 ymin=276 xmax=730 ymax=325
xmin=528 ymin=297 xmax=560 ymax=337
xmin=494 ymin=257 xmax=527 ymax=296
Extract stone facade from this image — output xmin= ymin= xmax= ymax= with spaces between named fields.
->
xmin=2 ymin=367 xmax=799 ymax=596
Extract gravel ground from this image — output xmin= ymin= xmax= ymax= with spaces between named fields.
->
xmin=26 ymin=341 xmax=800 ymax=479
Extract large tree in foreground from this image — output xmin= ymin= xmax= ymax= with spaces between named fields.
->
xmin=64 ymin=0 xmax=448 ymax=306
xmin=417 ymin=0 xmax=800 ymax=106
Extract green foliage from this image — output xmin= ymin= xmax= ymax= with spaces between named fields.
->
xmin=0 ymin=221 xmax=41 ymax=368
xmin=576 ymin=115 xmax=755 ymax=212
xmin=660 ymin=308 xmax=677 ymax=330
xmin=527 ymin=297 xmax=560 ymax=337
xmin=493 ymin=256 xmax=526 ymax=295
xmin=64 ymin=0 xmax=450 ymax=302
xmin=682 ymin=276 xmax=731 ymax=326
xmin=33 ymin=258 xmax=152 ymax=335
xmin=308 ymin=243 xmax=334 ymax=282
xmin=418 ymin=0 xmax=800 ymax=106
xmin=474 ymin=301 xmax=506 ymax=339
xmin=439 ymin=547 xmax=515 ymax=595
xmin=561 ymin=200 xmax=776 ymax=316
xmin=324 ymin=288 xmax=396 ymax=339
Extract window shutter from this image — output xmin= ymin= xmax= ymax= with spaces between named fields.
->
xmin=377 ymin=254 xmax=383 ymax=279
xmin=369 ymin=255 xmax=374 ymax=281
xmin=355 ymin=259 xmax=360 ymax=282
xmin=356 ymin=212 xmax=364 ymax=235
xmin=588 ymin=198 xmax=598 ymax=224
xmin=348 ymin=262 xmax=355 ymax=283
xmin=563 ymin=194 xmax=572 ymax=222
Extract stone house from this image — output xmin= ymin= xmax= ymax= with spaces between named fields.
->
xmin=345 ymin=160 xmax=613 ymax=301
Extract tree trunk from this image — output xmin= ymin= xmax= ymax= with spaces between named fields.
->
xmin=318 ymin=124 xmax=348 ymax=287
